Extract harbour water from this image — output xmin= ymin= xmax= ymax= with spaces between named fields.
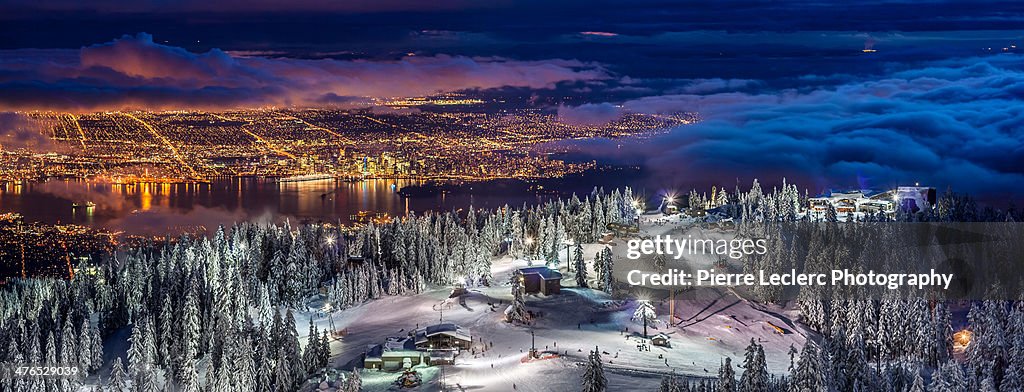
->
xmin=0 ymin=167 xmax=651 ymax=234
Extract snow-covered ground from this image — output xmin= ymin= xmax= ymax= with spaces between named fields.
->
xmin=295 ymin=213 xmax=809 ymax=391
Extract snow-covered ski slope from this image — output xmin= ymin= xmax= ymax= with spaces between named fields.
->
xmin=301 ymin=214 xmax=808 ymax=391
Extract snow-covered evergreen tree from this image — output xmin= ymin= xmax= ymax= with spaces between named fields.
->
xmin=132 ymin=367 xmax=160 ymax=392
xmin=303 ymin=321 xmax=321 ymax=374
xmin=791 ymin=342 xmax=831 ymax=392
xmin=600 ymin=247 xmax=614 ymax=294
xmin=181 ymin=287 xmax=201 ymax=363
xmin=738 ymin=339 xmax=768 ymax=392
xmin=283 ymin=309 xmax=306 ymax=388
xmin=824 ymin=203 xmax=838 ymax=223
xmin=632 ymin=300 xmax=657 ymax=337
xmin=319 ymin=330 xmax=331 ymax=371
xmin=342 ymin=368 xmax=362 ymax=392
xmin=108 ymin=357 xmax=128 ymax=392
xmin=581 ymin=346 xmax=607 ymax=392
xmin=127 ymin=318 xmax=155 ymax=378
xmin=908 ymin=369 xmax=926 ymax=392
xmin=573 ymin=243 xmax=588 ymax=288
xmin=273 ymin=346 xmax=293 ymax=392
xmin=718 ymin=357 xmax=736 ymax=392
xmin=929 ymin=360 xmax=967 ymax=392
xmin=506 ymin=270 xmax=528 ymax=323
xmin=660 ymin=372 xmax=683 ymax=392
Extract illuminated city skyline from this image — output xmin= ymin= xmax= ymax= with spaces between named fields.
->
xmin=4 ymin=106 xmax=692 ymax=182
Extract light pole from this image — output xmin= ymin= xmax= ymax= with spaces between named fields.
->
xmin=633 ymin=198 xmax=644 ymax=230
xmin=433 ymin=301 xmax=445 ymax=323
xmin=325 ymin=302 xmax=336 ymax=337
xmin=563 ymin=239 xmax=574 ymax=272
xmin=524 ymin=236 xmax=535 ymax=262
xmin=529 ymin=329 xmax=537 ymax=359
xmin=663 ymin=194 xmax=676 ymax=215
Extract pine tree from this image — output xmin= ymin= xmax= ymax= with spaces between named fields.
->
xmin=90 ymin=322 xmax=104 ymax=372
xmin=574 ymin=243 xmax=588 ymax=288
xmin=179 ymin=358 xmax=201 ymax=392
xmin=933 ymin=302 xmax=952 ymax=365
xmin=718 ymin=357 xmax=736 ymax=392
xmin=592 ymin=197 xmax=606 ymax=242
xmin=273 ymin=346 xmax=293 ymax=392
xmin=342 ymin=369 xmax=362 ymax=392
xmin=716 ymin=187 xmax=728 ymax=208
xmin=319 ymin=331 xmax=331 ymax=370
xmin=791 ymin=342 xmax=830 ymax=392
xmin=506 ymin=270 xmax=528 ymax=323
xmin=825 ymin=203 xmax=838 ymax=223
xmin=254 ymin=331 xmax=273 ymax=392
xmin=59 ymin=319 xmax=77 ymax=367
xmin=78 ymin=318 xmax=94 ymax=376
xmin=908 ymin=369 xmax=926 ymax=392
xmin=632 ymin=300 xmax=656 ymax=337
xmin=929 ymin=360 xmax=967 ymax=392
xmin=787 ymin=344 xmax=797 ymax=373
xmin=158 ymin=293 xmax=174 ymax=365
xmin=738 ymin=339 xmax=768 ymax=392
xmin=108 ymin=357 xmax=128 ymax=392
xmin=127 ymin=319 xmax=155 ymax=379
xmin=181 ymin=288 xmax=201 ymax=362
xmin=303 ymin=320 xmax=320 ymax=374
xmin=600 ymin=247 xmax=614 ymax=294
xmin=283 ymin=309 xmax=306 ymax=388
xmin=230 ymin=334 xmax=256 ymax=392
xmin=581 ymin=346 xmax=607 ymax=392
xmin=133 ymin=367 xmax=160 ymax=392
xmin=1004 ymin=312 xmax=1024 ymax=391
xmin=660 ymin=372 xmax=682 ymax=392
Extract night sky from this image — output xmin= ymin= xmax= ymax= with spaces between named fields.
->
xmin=1 ymin=0 xmax=1023 ymax=200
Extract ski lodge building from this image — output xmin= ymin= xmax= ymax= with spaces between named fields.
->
xmin=518 ymin=266 xmax=563 ymax=295
xmin=363 ymin=323 xmax=473 ymax=371
xmin=363 ymin=336 xmax=426 ymax=371
xmin=414 ymin=323 xmax=473 ymax=351
xmin=807 ymin=186 xmax=935 ymax=219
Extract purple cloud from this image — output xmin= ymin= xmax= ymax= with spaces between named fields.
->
xmin=0 ymin=33 xmax=608 ymax=111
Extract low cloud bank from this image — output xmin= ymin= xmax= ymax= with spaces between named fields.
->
xmin=557 ymin=55 xmax=1024 ymax=199
xmin=0 ymin=33 xmax=607 ymax=112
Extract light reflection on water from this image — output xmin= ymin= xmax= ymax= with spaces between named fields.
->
xmin=0 ymin=178 xmax=538 ymax=233
xmin=0 ymin=168 xmax=647 ymax=234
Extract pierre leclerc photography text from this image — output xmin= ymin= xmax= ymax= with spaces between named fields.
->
xmin=1 ymin=1 xmax=1022 ymax=391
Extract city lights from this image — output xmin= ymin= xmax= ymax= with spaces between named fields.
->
xmin=2 ymin=108 xmax=693 ymax=184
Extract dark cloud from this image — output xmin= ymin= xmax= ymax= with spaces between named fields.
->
xmin=0 ymin=0 xmax=492 ymax=13
xmin=557 ymin=55 xmax=1024 ymax=200
xmin=0 ymin=33 xmax=608 ymax=111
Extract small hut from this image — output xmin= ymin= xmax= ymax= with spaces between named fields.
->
xmin=651 ymin=333 xmax=671 ymax=347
